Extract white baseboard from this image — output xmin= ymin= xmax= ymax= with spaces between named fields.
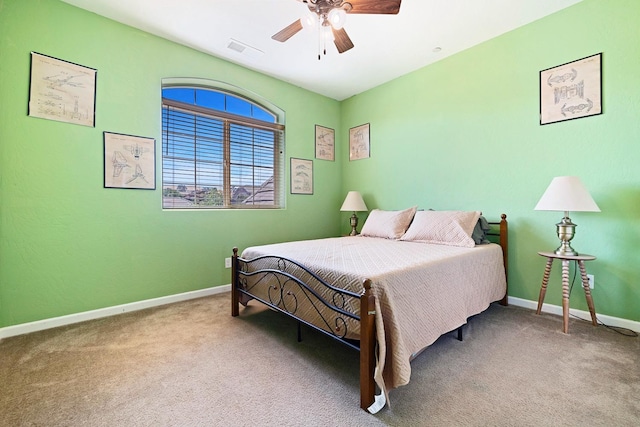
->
xmin=3 ymin=289 xmax=636 ymax=340
xmin=508 ymin=296 xmax=640 ymax=333
xmin=0 ymin=284 xmax=231 ymax=340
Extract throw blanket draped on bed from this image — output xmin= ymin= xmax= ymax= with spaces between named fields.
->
xmin=241 ymin=236 xmax=507 ymax=402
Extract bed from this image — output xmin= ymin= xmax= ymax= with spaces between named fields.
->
xmin=231 ymin=209 xmax=508 ymax=412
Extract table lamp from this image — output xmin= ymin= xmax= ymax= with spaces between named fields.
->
xmin=340 ymin=191 xmax=368 ymax=236
xmin=534 ymin=176 xmax=600 ymax=256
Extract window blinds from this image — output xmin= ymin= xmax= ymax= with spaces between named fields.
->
xmin=162 ymin=101 xmax=284 ymax=209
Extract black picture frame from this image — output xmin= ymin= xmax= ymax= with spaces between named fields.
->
xmin=540 ymin=53 xmax=602 ymax=125
xmin=104 ymin=131 xmax=156 ymax=190
xmin=290 ymin=157 xmax=313 ymax=195
xmin=28 ymin=52 xmax=97 ymax=127
xmin=315 ymin=125 xmax=335 ymax=161
xmin=349 ymin=123 xmax=370 ymax=160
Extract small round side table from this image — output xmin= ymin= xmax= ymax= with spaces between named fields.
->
xmin=536 ymin=251 xmax=598 ymax=333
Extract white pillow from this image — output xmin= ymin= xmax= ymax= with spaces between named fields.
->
xmin=400 ymin=210 xmax=481 ymax=247
xmin=360 ymin=206 xmax=417 ymax=239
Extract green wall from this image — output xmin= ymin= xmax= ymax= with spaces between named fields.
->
xmin=0 ymin=0 xmax=343 ymax=327
xmin=2 ymin=0 xmax=638 ymax=329
xmin=341 ymin=0 xmax=640 ymax=322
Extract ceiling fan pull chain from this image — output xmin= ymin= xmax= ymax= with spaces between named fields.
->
xmin=323 ymin=30 xmax=327 ymax=57
xmin=317 ymin=24 xmax=322 ymax=60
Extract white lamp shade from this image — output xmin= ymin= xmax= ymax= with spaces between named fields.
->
xmin=340 ymin=191 xmax=368 ymax=212
xmin=534 ymin=176 xmax=600 ymax=212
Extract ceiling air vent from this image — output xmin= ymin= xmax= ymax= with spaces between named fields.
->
xmin=226 ymin=39 xmax=264 ymax=60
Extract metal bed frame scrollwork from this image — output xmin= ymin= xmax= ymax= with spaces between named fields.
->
xmin=231 ymin=214 xmax=508 ymax=411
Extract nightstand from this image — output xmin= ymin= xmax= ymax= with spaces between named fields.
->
xmin=536 ymin=252 xmax=598 ymax=333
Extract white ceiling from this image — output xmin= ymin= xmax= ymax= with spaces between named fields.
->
xmin=60 ymin=0 xmax=582 ymax=101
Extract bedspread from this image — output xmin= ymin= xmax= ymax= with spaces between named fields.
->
xmin=241 ymin=236 xmax=506 ymax=399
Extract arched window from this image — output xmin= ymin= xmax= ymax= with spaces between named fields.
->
xmin=161 ymin=82 xmax=284 ymax=209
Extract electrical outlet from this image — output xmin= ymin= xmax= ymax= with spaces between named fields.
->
xmin=224 ymin=257 xmax=232 ymax=269
xmin=587 ymin=274 xmax=594 ymax=289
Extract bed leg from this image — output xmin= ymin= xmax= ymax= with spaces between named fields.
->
xmin=360 ymin=279 xmax=376 ymax=411
xmin=499 ymin=214 xmax=509 ymax=306
xmin=231 ymin=247 xmax=239 ymax=317
xmin=457 ymin=326 xmax=463 ymax=341
xmin=297 ymin=321 xmax=302 ymax=342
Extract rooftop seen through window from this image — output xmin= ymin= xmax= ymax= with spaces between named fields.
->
xmin=161 ymin=86 xmax=284 ymax=209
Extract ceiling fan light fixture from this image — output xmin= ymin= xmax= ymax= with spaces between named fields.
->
xmin=322 ymin=24 xmax=335 ymax=41
xmin=328 ymin=7 xmax=347 ymax=29
xmin=301 ymin=11 xmax=318 ymax=30
xmin=273 ymin=0 xmax=401 ymax=58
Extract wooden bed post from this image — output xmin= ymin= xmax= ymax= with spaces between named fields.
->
xmin=231 ymin=247 xmax=239 ymax=317
xmin=360 ymin=279 xmax=376 ymax=410
xmin=499 ymin=214 xmax=509 ymax=306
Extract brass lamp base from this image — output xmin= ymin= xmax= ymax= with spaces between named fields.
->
xmin=554 ymin=215 xmax=578 ymax=256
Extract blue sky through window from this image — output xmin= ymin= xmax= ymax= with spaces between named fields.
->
xmin=162 ymin=87 xmax=281 ymax=208
xmin=162 ymin=88 xmax=276 ymax=122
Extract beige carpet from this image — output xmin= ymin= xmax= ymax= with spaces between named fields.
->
xmin=1 ymin=293 xmax=638 ymax=426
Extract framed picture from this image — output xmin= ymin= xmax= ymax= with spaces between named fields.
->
xmin=290 ymin=158 xmax=313 ymax=195
xmin=540 ymin=53 xmax=602 ymax=125
xmin=104 ymin=132 xmax=156 ymax=190
xmin=28 ymin=52 xmax=97 ymax=127
xmin=349 ymin=123 xmax=370 ymax=161
xmin=315 ymin=125 xmax=335 ymax=161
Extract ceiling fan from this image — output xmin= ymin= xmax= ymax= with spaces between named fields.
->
xmin=272 ymin=0 xmax=402 ymax=59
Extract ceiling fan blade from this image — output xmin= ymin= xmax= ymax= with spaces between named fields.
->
xmin=272 ymin=19 xmax=303 ymax=42
xmin=347 ymin=0 xmax=402 ymax=14
xmin=333 ymin=27 xmax=354 ymax=54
